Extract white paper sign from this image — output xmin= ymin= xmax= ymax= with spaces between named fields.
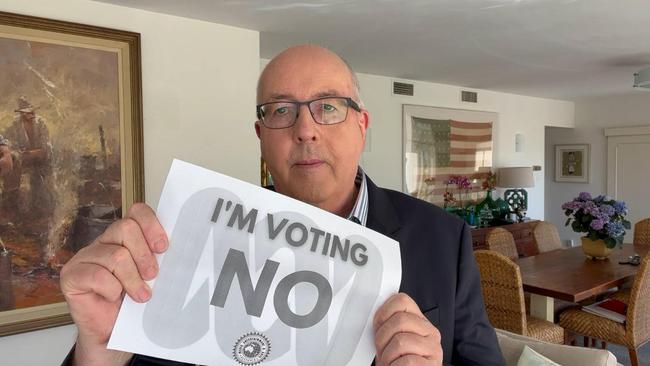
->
xmin=108 ymin=159 xmax=402 ymax=366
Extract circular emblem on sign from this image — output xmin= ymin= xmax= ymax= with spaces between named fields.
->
xmin=233 ymin=332 xmax=271 ymax=365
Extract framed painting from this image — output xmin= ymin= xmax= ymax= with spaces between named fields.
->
xmin=0 ymin=11 xmax=143 ymax=336
xmin=555 ymin=144 xmax=589 ymax=183
xmin=402 ymin=104 xmax=497 ymax=207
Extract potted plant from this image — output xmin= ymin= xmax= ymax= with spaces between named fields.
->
xmin=562 ymin=192 xmax=631 ymax=259
xmin=446 ymin=175 xmax=474 ymax=223
xmin=476 ymin=172 xmax=507 ymax=225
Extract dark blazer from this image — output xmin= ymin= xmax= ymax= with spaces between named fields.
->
xmin=65 ymin=176 xmax=504 ymax=366
xmin=364 ymin=177 xmax=504 ymax=365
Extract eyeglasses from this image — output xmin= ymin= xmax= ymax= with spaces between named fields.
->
xmin=256 ymin=96 xmax=361 ymax=129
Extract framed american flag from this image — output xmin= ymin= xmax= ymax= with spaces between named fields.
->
xmin=402 ymin=104 xmax=497 ymax=207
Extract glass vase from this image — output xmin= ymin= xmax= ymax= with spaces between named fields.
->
xmin=475 ymin=190 xmax=498 ymax=225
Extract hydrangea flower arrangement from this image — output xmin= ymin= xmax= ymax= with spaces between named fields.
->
xmin=562 ymin=192 xmax=631 ymax=248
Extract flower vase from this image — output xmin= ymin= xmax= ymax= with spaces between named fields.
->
xmin=581 ymin=237 xmax=613 ymax=260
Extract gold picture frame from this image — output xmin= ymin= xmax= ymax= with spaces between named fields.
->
xmin=260 ymin=157 xmax=272 ymax=187
xmin=0 ymin=11 xmax=144 ymax=336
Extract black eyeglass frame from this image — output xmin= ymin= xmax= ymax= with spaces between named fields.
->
xmin=256 ymin=96 xmax=362 ymax=129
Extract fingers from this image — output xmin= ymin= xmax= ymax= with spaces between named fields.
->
xmin=61 ymin=262 xmax=123 ymax=303
xmin=375 ymin=311 xmax=436 ymax=354
xmin=97 ymin=217 xmax=158 ymax=281
xmin=373 ymin=293 xmax=424 ymax=330
xmin=373 ymin=293 xmax=443 ymax=366
xmin=81 ymin=245 xmax=155 ymax=302
xmin=126 ymin=202 xmax=169 ymax=253
xmin=62 ymin=244 xmax=151 ymax=302
xmin=62 ymin=202 xmax=166 ymax=304
xmin=380 ymin=332 xmax=438 ymax=366
xmin=390 ymin=354 xmax=438 ymax=366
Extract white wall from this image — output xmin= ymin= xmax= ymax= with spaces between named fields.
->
xmin=545 ymin=92 xmax=650 ymax=245
xmin=0 ymin=0 xmax=260 ymax=364
xmin=356 ymin=73 xmax=575 ymax=220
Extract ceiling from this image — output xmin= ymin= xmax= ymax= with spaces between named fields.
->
xmin=96 ymin=0 xmax=650 ymax=100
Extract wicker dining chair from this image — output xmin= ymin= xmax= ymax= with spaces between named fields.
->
xmin=532 ymin=221 xmax=563 ymax=253
xmin=485 ymin=227 xmax=519 ymax=259
xmin=559 ymin=253 xmax=650 ymax=366
xmin=474 ymin=250 xmax=564 ymax=344
xmin=633 ymin=218 xmax=650 ymax=246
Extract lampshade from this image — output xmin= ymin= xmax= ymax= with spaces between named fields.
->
xmin=497 ymin=167 xmax=534 ymax=188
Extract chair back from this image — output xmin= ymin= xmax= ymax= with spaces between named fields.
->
xmin=633 ymin=218 xmax=650 ymax=246
xmin=533 ymin=221 xmax=563 ymax=253
xmin=474 ymin=250 xmax=527 ymax=335
xmin=626 ymin=252 xmax=650 ymax=346
xmin=485 ymin=227 xmax=519 ymax=259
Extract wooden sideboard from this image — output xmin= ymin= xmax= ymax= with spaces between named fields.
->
xmin=471 ymin=220 xmax=540 ymax=257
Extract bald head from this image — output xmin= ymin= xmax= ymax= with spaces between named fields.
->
xmin=253 ymin=44 xmax=370 ymax=216
xmin=257 ymin=45 xmax=361 ymax=105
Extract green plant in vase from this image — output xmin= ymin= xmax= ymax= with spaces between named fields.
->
xmin=475 ymin=172 xmax=499 ymax=225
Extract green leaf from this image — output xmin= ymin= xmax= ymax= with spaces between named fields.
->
xmin=604 ymin=237 xmax=617 ymax=248
xmin=572 ymin=221 xmax=582 ymax=232
xmin=565 ymin=218 xmax=571 ymax=227
xmin=623 ymin=220 xmax=631 ymax=229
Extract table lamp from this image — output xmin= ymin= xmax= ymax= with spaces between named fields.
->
xmin=497 ymin=167 xmax=534 ymax=222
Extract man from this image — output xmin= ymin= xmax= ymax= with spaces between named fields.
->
xmin=0 ymin=135 xmax=12 ymax=230
xmin=0 ymin=135 xmax=11 ymax=177
xmin=1 ymin=96 xmax=54 ymax=221
xmin=61 ymin=45 xmax=504 ymax=366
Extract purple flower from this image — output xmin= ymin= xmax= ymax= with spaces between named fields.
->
xmin=613 ymin=201 xmax=627 ymax=215
xmin=582 ymin=201 xmax=599 ymax=215
xmin=458 ymin=177 xmax=471 ymax=189
xmin=595 ymin=213 xmax=611 ymax=223
xmin=447 ymin=176 xmax=461 ymax=185
xmin=448 ymin=175 xmax=471 ymax=189
xmin=578 ymin=192 xmax=592 ymax=201
xmin=562 ymin=201 xmax=582 ymax=211
xmin=590 ymin=219 xmax=605 ymax=230
xmin=599 ymin=204 xmax=615 ymax=217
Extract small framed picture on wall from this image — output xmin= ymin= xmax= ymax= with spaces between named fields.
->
xmin=555 ymin=144 xmax=590 ymax=183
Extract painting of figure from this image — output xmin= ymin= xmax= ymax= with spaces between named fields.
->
xmin=0 ymin=11 xmax=142 ymax=335
xmin=0 ymin=36 xmax=124 ymax=312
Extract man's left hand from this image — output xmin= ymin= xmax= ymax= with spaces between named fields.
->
xmin=373 ymin=293 xmax=443 ymax=366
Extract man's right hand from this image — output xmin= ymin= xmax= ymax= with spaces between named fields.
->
xmin=60 ymin=203 xmax=168 ymax=366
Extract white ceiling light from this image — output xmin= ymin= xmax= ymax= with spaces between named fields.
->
xmin=633 ymin=67 xmax=650 ymax=89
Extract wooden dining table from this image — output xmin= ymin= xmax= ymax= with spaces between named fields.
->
xmin=515 ymin=243 xmax=649 ymax=322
